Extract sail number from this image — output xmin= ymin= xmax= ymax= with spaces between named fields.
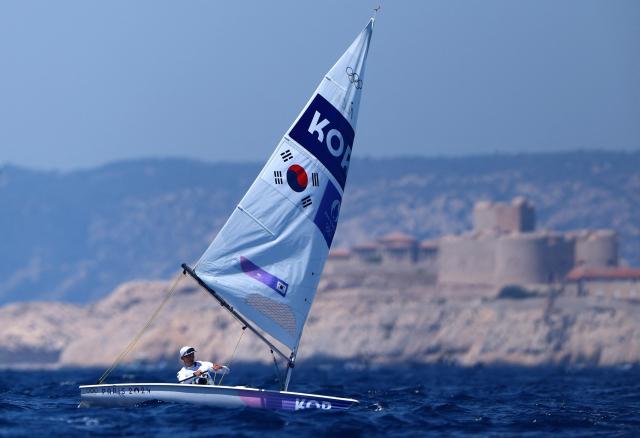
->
xmin=84 ymin=386 xmax=152 ymax=396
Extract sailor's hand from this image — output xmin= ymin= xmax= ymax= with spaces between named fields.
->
xmin=212 ymin=364 xmax=222 ymax=371
xmin=193 ymin=370 xmax=203 ymax=377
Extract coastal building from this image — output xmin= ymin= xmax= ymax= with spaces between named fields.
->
xmin=324 ymin=197 xmax=630 ymax=290
xmin=438 ymin=198 xmax=581 ymax=286
xmin=351 ymin=242 xmax=382 ymax=264
xmin=377 ymin=232 xmax=419 ymax=264
xmin=565 ymin=267 xmax=640 ymax=299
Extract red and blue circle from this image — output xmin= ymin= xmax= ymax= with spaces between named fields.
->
xmin=286 ymin=164 xmax=308 ymax=192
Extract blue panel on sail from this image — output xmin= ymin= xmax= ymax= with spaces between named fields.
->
xmin=313 ymin=181 xmax=342 ymax=247
xmin=288 ymin=94 xmax=354 ymax=190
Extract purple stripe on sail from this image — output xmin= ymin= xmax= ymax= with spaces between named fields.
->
xmin=240 ymin=256 xmax=289 ymax=297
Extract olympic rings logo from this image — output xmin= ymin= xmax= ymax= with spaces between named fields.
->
xmin=346 ymin=66 xmax=363 ymax=90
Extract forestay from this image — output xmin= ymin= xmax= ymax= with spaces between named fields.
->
xmin=194 ymin=20 xmax=374 ymax=352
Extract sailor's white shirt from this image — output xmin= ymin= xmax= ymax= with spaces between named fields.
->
xmin=177 ymin=360 xmax=214 ymax=383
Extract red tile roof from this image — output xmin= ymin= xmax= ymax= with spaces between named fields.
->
xmin=328 ymin=248 xmax=351 ymax=258
xmin=566 ymin=267 xmax=640 ymax=281
xmin=377 ymin=232 xmax=418 ymax=249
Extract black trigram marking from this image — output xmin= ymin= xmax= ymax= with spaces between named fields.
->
xmin=312 ymin=172 xmax=319 ymax=187
xmin=274 ymin=170 xmax=283 ymax=185
xmin=301 ymin=195 xmax=312 ymax=208
xmin=280 ymin=149 xmax=293 ymax=162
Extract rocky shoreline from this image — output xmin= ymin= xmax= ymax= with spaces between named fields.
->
xmin=2 ymin=272 xmax=639 ymax=370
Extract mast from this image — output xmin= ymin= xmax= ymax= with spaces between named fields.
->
xmin=283 ymin=344 xmax=299 ymax=391
xmin=281 ymin=16 xmax=376 ymax=393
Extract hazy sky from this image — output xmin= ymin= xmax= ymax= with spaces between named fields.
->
xmin=1 ymin=1 xmax=638 ymax=170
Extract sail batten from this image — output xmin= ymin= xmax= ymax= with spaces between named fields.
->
xmin=194 ymin=19 xmax=374 ymax=351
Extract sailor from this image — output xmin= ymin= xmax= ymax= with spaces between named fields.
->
xmin=177 ymin=346 xmax=222 ymax=384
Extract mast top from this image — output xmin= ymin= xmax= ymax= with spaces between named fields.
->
xmin=373 ymin=5 xmax=381 ymax=19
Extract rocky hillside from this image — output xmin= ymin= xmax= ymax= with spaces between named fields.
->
xmin=1 ymin=274 xmax=639 ymax=369
xmin=1 ymin=151 xmax=638 ymax=304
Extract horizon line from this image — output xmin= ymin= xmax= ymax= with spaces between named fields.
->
xmin=2 ymin=148 xmax=638 ymax=174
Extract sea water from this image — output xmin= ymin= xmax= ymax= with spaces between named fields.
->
xmin=1 ymin=363 xmax=639 ymax=437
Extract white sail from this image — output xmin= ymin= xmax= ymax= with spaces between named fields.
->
xmin=194 ymin=19 xmax=374 ymax=352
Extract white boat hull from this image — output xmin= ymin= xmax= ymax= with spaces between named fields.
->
xmin=79 ymin=383 xmax=358 ymax=412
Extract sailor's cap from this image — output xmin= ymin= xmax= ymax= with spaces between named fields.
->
xmin=179 ymin=346 xmax=196 ymax=358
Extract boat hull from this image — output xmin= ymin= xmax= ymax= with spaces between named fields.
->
xmin=79 ymin=383 xmax=358 ymax=411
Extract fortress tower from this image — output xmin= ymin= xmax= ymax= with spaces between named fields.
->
xmin=442 ymin=197 xmax=578 ymax=286
xmin=473 ymin=197 xmax=535 ymax=234
xmin=574 ymin=230 xmax=618 ymax=268
xmin=494 ymin=233 xmax=575 ymax=284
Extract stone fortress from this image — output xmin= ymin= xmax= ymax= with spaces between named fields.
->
xmin=326 ymin=197 xmax=640 ymax=298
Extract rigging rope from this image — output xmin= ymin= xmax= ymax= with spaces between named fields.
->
xmin=96 ymin=272 xmax=184 ymax=384
xmin=217 ymin=326 xmax=246 ymax=386
xmin=270 ymin=349 xmax=284 ymax=391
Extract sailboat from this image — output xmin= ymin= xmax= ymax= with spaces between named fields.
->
xmin=80 ymin=16 xmax=375 ymax=412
